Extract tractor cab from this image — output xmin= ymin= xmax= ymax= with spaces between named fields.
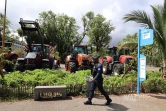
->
xmin=25 ymin=44 xmax=51 ymax=59
xmin=32 ymin=45 xmax=42 ymax=52
xmin=73 ymin=45 xmax=88 ymax=55
xmin=65 ymin=44 xmax=91 ymax=73
xmin=107 ymin=46 xmax=130 ymax=62
xmin=108 ymin=46 xmax=118 ymax=56
xmin=119 ymin=47 xmax=130 ymax=56
xmin=107 ymin=46 xmax=119 ymax=61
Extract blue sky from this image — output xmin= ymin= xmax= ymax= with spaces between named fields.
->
xmin=0 ymin=0 xmax=164 ymax=45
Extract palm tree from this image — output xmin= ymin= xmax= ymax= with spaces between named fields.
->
xmin=123 ymin=0 xmax=166 ymax=70
xmin=118 ymin=33 xmax=138 ymax=50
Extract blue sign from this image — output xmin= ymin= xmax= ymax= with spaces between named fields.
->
xmin=139 ymin=54 xmax=146 ymax=82
xmin=140 ymin=29 xmax=154 ymax=46
xmin=137 ymin=29 xmax=153 ymax=94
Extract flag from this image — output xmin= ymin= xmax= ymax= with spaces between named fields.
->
xmin=24 ymin=45 xmax=29 ymax=51
xmin=49 ymin=46 xmax=53 ymax=51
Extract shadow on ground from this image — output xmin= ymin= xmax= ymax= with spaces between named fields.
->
xmin=150 ymin=95 xmax=166 ymax=99
xmin=37 ymin=96 xmax=72 ymax=102
xmin=92 ymin=103 xmax=129 ymax=111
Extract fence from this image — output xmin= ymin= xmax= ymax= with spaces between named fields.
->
xmin=0 ymin=82 xmax=165 ymax=101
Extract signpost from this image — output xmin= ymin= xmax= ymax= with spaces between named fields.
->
xmin=137 ymin=29 xmax=154 ymax=94
xmin=140 ymin=54 xmax=146 ymax=82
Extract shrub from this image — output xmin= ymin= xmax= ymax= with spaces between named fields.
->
xmin=0 ymin=69 xmax=165 ymax=93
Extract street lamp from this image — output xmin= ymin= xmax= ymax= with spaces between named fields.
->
xmin=2 ymin=0 xmax=7 ymax=47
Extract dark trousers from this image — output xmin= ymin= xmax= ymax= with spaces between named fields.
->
xmin=88 ymin=79 xmax=110 ymax=101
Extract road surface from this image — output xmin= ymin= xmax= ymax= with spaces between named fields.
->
xmin=0 ymin=94 xmax=165 ymax=111
xmin=59 ymin=64 xmax=160 ymax=72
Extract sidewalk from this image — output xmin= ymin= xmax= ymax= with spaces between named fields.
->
xmin=0 ymin=94 xmax=165 ymax=111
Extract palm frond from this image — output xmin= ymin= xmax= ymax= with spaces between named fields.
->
xmin=119 ymin=42 xmax=138 ymax=50
xmin=123 ymin=10 xmax=153 ymax=28
xmin=153 ymin=5 xmax=164 ymax=14
xmin=151 ymin=5 xmax=165 ymax=48
xmin=163 ymin=23 xmax=166 ymax=50
xmin=163 ymin=0 xmax=166 ymax=23
xmin=123 ymin=1 xmax=166 ymax=69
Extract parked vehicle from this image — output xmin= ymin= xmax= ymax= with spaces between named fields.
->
xmin=0 ymin=41 xmax=18 ymax=72
xmin=16 ymin=18 xmax=55 ymax=72
xmin=65 ymin=44 xmax=92 ymax=73
xmin=100 ymin=46 xmax=134 ymax=75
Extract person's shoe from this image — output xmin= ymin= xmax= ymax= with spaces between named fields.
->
xmin=84 ymin=100 xmax=92 ymax=105
xmin=105 ymin=99 xmax=112 ymax=105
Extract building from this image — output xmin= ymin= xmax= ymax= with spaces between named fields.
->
xmin=11 ymin=40 xmax=26 ymax=51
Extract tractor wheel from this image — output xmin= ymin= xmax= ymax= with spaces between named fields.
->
xmin=6 ymin=55 xmax=18 ymax=72
xmin=49 ymin=60 xmax=54 ymax=69
xmin=42 ymin=61 xmax=49 ymax=69
xmin=16 ymin=61 xmax=25 ymax=72
xmin=65 ymin=62 xmax=68 ymax=71
xmin=5 ymin=64 xmax=14 ymax=72
xmin=10 ymin=55 xmax=18 ymax=64
xmin=69 ymin=62 xmax=76 ymax=73
xmin=67 ymin=64 xmax=70 ymax=72
xmin=112 ymin=64 xmax=120 ymax=76
xmin=102 ymin=59 xmax=109 ymax=75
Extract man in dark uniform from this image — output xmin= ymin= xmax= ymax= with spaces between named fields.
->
xmin=84 ymin=56 xmax=112 ymax=105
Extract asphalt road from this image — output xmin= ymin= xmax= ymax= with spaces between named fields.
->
xmin=0 ymin=94 xmax=165 ymax=111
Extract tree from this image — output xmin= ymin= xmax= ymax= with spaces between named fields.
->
xmin=39 ymin=11 xmax=81 ymax=61
xmin=81 ymin=11 xmax=94 ymax=44
xmin=0 ymin=13 xmax=12 ymax=42
xmin=17 ymin=27 xmax=46 ymax=44
xmin=82 ymin=11 xmax=115 ymax=53
xmin=118 ymin=33 xmax=137 ymax=47
xmin=123 ymin=0 xmax=166 ymax=69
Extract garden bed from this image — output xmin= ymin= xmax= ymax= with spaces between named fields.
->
xmin=0 ymin=69 xmax=166 ymax=101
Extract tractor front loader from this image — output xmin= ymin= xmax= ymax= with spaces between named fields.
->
xmin=16 ymin=18 xmax=55 ymax=72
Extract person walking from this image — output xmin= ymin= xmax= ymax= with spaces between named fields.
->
xmin=84 ymin=56 xmax=112 ymax=105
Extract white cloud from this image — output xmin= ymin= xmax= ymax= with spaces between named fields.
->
xmin=102 ymin=2 xmax=121 ymax=20
xmin=0 ymin=0 xmax=164 ymax=46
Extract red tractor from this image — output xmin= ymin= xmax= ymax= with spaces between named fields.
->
xmin=15 ymin=18 xmax=55 ymax=72
xmin=100 ymin=46 xmax=134 ymax=75
xmin=0 ymin=41 xmax=19 ymax=72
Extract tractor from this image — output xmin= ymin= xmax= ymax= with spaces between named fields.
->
xmin=65 ymin=44 xmax=92 ymax=73
xmin=100 ymin=46 xmax=134 ymax=75
xmin=15 ymin=18 xmax=55 ymax=72
xmin=0 ymin=41 xmax=19 ymax=72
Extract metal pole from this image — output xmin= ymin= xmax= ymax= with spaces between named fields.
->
xmin=137 ymin=29 xmax=141 ymax=94
xmin=2 ymin=0 xmax=7 ymax=47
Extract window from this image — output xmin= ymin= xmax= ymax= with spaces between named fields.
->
xmin=32 ymin=45 xmax=42 ymax=52
xmin=74 ymin=46 xmax=88 ymax=54
xmin=108 ymin=48 xmax=118 ymax=56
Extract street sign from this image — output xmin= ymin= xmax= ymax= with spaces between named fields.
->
xmin=140 ymin=29 xmax=154 ymax=46
xmin=137 ymin=29 xmax=153 ymax=94
xmin=139 ymin=54 xmax=146 ymax=82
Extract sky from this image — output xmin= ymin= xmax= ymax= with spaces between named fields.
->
xmin=0 ymin=0 xmax=164 ymax=45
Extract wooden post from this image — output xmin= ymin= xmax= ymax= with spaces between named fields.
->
xmin=2 ymin=0 xmax=7 ymax=47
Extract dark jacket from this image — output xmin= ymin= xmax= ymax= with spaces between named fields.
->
xmin=92 ymin=63 xmax=103 ymax=81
